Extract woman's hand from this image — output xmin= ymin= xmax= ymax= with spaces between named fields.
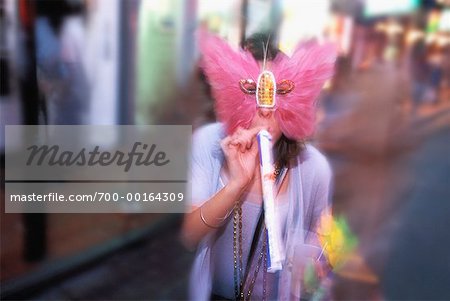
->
xmin=220 ymin=126 xmax=265 ymax=190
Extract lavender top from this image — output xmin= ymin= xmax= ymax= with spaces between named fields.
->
xmin=188 ymin=123 xmax=332 ymax=301
xmin=211 ymin=190 xmax=289 ymax=300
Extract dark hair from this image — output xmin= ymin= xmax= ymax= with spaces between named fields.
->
xmin=243 ymin=32 xmax=279 ymax=61
xmin=243 ymin=33 xmax=304 ymax=169
xmin=274 ymin=135 xmax=304 ymax=169
xmin=36 ymin=0 xmax=86 ymax=33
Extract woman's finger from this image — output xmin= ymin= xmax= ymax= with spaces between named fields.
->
xmin=231 ymin=137 xmax=247 ymax=153
xmin=237 ymin=134 xmax=255 ymax=151
xmin=247 ymin=126 xmax=267 ymax=138
xmin=225 ymin=126 xmax=267 ymax=154
xmin=241 ymin=126 xmax=265 ymax=147
xmin=221 ymin=136 xmax=237 ymax=156
xmin=220 ymin=136 xmax=231 ymax=149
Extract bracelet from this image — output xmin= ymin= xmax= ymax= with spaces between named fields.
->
xmin=200 ymin=206 xmax=222 ymax=229
xmin=219 ymin=208 xmax=233 ymax=221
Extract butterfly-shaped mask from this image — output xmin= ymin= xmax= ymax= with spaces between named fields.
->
xmin=199 ymin=30 xmax=337 ymax=140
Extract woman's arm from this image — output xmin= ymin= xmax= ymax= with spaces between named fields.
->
xmin=181 ymin=181 xmax=246 ymax=250
xmin=181 ymin=125 xmax=264 ymax=249
xmin=305 ymin=149 xmax=333 ymax=247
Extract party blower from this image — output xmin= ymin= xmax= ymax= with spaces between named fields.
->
xmin=257 ymin=130 xmax=285 ymax=272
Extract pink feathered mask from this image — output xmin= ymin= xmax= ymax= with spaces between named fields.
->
xmin=199 ymin=30 xmax=337 ymax=141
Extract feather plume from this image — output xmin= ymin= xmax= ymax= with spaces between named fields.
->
xmin=273 ymin=41 xmax=337 ymax=140
xmin=198 ymin=29 xmax=260 ymax=134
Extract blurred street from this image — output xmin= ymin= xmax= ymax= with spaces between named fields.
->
xmin=3 ymin=86 xmax=450 ymax=300
xmin=31 ymin=217 xmax=195 ymax=301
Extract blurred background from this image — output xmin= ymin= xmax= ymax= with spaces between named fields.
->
xmin=1 ymin=0 xmax=449 ymax=300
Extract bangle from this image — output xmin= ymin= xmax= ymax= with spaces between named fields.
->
xmin=200 ymin=206 xmax=222 ymax=229
xmin=218 ymin=208 xmax=233 ymax=221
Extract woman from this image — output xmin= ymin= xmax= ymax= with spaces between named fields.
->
xmin=182 ymin=30 xmax=336 ymax=300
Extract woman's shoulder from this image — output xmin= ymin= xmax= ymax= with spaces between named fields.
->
xmin=194 ymin=122 xmax=224 ymax=137
xmin=192 ymin=123 xmax=225 ymax=159
xmin=299 ymin=144 xmax=328 ymax=164
xmin=297 ymin=144 xmax=332 ymax=180
xmin=193 ymin=123 xmax=225 ymax=144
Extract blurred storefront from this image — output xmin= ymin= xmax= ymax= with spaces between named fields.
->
xmin=0 ymin=1 xmax=168 ymax=296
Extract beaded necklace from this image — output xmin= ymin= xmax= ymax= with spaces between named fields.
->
xmin=233 ymin=166 xmax=283 ymax=301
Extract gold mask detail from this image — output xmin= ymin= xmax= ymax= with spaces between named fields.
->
xmin=239 ymin=71 xmax=295 ymax=109
xmin=257 ymin=71 xmax=276 ymax=108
